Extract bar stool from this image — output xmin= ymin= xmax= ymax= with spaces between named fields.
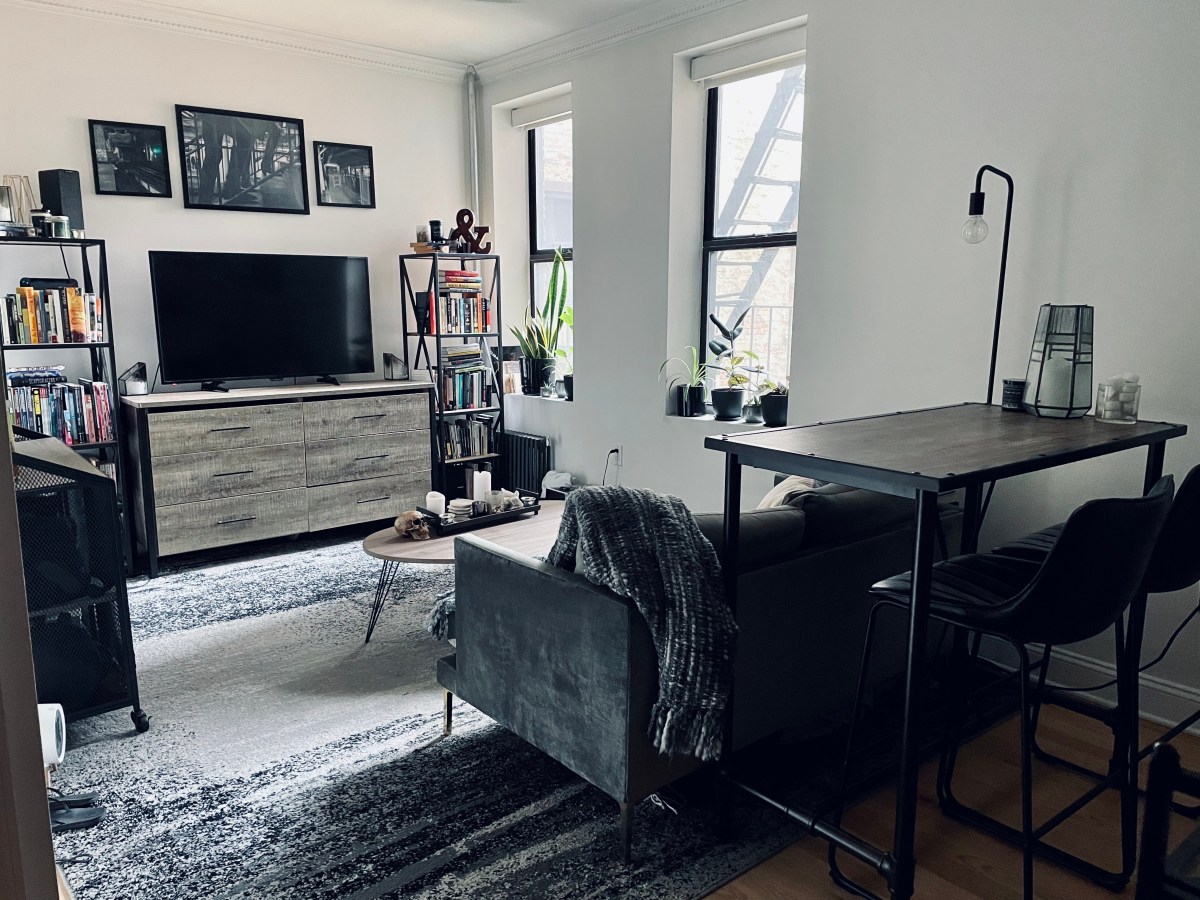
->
xmin=995 ymin=464 xmax=1200 ymax=820
xmin=1136 ymin=743 xmax=1200 ymax=899
xmin=829 ymin=476 xmax=1174 ymax=900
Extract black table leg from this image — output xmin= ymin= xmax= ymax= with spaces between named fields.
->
xmin=889 ymin=489 xmax=940 ymax=900
xmin=364 ymin=559 xmax=400 ymax=644
xmin=717 ymin=453 xmax=742 ymax=834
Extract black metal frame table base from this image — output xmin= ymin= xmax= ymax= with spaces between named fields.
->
xmin=364 ymin=560 xmax=401 ymax=644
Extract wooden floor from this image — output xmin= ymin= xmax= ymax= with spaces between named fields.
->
xmin=713 ymin=708 xmax=1200 ymax=899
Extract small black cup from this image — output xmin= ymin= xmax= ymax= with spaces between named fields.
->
xmin=1002 ymin=378 xmax=1027 ymax=411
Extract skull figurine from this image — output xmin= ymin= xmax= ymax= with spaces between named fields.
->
xmin=394 ymin=510 xmax=431 ymax=541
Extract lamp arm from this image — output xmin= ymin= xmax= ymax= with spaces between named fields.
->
xmin=974 ymin=165 xmax=1014 ymax=405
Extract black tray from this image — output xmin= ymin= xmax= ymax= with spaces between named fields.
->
xmin=418 ymin=491 xmax=540 ymax=537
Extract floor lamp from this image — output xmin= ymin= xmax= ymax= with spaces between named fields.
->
xmin=962 ymin=164 xmax=1014 ymax=406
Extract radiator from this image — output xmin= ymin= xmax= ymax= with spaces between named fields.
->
xmin=498 ymin=431 xmax=553 ymax=495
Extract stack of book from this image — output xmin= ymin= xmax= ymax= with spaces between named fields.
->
xmin=439 ymin=414 xmax=495 ymax=460
xmin=438 ymin=270 xmax=483 ymax=294
xmin=5 ymin=366 xmax=115 ymax=446
xmin=3 ymin=287 xmax=105 ymax=345
xmin=438 ymin=344 xmax=494 ymax=411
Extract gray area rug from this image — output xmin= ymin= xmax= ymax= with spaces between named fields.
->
xmin=53 ymin=534 xmax=800 ymax=898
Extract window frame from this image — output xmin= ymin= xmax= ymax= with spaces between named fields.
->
xmin=527 ymin=124 xmax=574 ymax=313
xmin=699 ymin=82 xmax=798 ymax=360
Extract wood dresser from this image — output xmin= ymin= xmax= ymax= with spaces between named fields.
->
xmin=122 ymin=381 xmax=434 ymax=576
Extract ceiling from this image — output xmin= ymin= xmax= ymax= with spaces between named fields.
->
xmin=117 ymin=0 xmax=663 ymax=67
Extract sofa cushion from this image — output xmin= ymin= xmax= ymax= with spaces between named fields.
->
xmin=693 ymin=506 xmax=807 ymax=572
xmin=756 ymin=475 xmax=820 ymax=509
xmin=786 ymin=483 xmax=915 ymax=548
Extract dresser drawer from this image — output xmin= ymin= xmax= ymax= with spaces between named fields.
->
xmin=307 ymin=473 xmax=429 ymax=532
xmin=147 ymin=403 xmax=304 ymax=454
xmin=155 ymin=489 xmax=309 ymax=557
xmin=305 ymin=431 xmax=431 ymax=487
xmin=303 ymin=393 xmax=429 ymax=442
xmin=152 ymin=443 xmax=306 ymax=506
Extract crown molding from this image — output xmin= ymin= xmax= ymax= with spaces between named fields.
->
xmin=473 ymin=0 xmax=746 ymax=82
xmin=1 ymin=0 xmax=466 ymax=83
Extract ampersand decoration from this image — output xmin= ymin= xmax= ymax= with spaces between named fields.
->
xmin=448 ymin=208 xmax=492 ymax=254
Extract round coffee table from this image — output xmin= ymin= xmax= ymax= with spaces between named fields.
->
xmin=360 ymin=500 xmax=564 ymax=642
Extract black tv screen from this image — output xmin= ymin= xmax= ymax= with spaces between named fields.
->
xmin=149 ymin=251 xmax=374 ymax=384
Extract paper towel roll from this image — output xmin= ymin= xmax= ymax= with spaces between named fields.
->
xmin=38 ymin=703 xmax=65 ymax=767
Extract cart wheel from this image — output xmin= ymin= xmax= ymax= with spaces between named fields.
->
xmin=132 ymin=710 xmax=151 ymax=733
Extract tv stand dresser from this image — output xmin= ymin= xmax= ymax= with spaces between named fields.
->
xmin=122 ymin=381 xmax=434 ymax=576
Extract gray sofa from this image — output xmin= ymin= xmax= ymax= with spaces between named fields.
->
xmin=436 ymin=484 xmax=962 ymax=858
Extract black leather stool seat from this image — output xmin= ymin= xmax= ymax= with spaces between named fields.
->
xmin=993 ymin=524 xmax=1064 ymax=563
xmin=871 ymin=553 xmax=1042 ymax=626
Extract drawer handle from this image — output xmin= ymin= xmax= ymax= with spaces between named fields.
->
xmin=213 ymin=470 xmax=254 ymax=478
xmin=216 ymin=515 xmax=257 ymax=525
xmin=210 ymin=426 xmax=252 ymax=433
xmin=355 ymin=454 xmax=389 ymax=461
xmin=352 ymin=413 xmax=386 ymax=420
xmin=357 ymin=495 xmax=392 ymax=504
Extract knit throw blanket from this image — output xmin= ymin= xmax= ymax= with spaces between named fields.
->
xmin=546 ymin=486 xmax=736 ymax=761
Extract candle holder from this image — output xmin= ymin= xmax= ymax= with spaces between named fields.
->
xmin=1021 ymin=304 xmax=1094 ymax=418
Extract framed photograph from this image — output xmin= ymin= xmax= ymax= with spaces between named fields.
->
xmin=314 ymin=141 xmax=375 ymax=208
xmin=175 ymin=105 xmax=308 ymax=214
xmin=88 ymin=120 xmax=172 ymax=197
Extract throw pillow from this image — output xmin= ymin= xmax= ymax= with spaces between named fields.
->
xmin=756 ymin=475 xmax=819 ymax=509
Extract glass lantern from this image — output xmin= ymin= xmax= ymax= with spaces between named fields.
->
xmin=1021 ymin=304 xmax=1094 ymax=418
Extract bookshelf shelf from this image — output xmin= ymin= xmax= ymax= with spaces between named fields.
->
xmin=440 ymin=406 xmax=500 ymax=417
xmin=444 ymin=453 xmax=500 ymax=465
xmin=399 ymin=251 xmax=505 ymax=498
xmin=1 ymin=238 xmax=130 ymax=569
xmin=3 ymin=341 xmax=113 ymax=350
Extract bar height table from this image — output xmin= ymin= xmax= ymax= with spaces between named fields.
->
xmin=705 ymin=402 xmax=1186 ymax=900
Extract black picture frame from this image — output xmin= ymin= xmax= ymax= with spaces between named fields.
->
xmin=175 ymin=104 xmax=309 ymax=214
xmin=88 ymin=119 xmax=172 ymax=198
xmin=314 ymin=141 xmax=376 ymax=209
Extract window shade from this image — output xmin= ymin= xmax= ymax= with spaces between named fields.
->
xmin=511 ymin=93 xmax=573 ymax=130
xmin=690 ymin=24 xmax=806 ymax=88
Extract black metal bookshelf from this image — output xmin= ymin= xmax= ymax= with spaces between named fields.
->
xmin=399 ymin=252 xmax=505 ymax=497
xmin=0 ymin=237 xmax=130 ymax=568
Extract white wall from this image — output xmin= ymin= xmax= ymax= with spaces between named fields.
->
xmin=0 ymin=4 xmax=467 ymax=383
xmin=479 ymin=0 xmax=1200 ymax=718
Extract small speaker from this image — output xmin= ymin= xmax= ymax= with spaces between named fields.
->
xmin=38 ymin=169 xmax=85 ymax=231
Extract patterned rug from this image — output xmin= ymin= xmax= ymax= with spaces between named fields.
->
xmin=51 ymin=532 xmax=807 ymax=899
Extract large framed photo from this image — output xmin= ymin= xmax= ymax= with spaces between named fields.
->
xmin=88 ymin=120 xmax=172 ymax=197
xmin=175 ymin=105 xmax=308 ymax=214
xmin=314 ymin=141 xmax=375 ymax=209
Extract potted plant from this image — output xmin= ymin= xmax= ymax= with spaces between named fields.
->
xmin=511 ymin=247 xmax=570 ymax=396
xmin=760 ymin=379 xmax=789 ymax=427
xmin=707 ymin=308 xmax=757 ymax=421
xmin=557 ymin=312 xmax=574 ymax=401
xmin=659 ymin=346 xmax=713 ymax=416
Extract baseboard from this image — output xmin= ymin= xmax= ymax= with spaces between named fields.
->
xmin=979 ymin=637 xmax=1200 ymax=736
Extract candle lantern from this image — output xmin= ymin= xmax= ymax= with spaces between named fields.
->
xmin=1021 ymin=304 xmax=1094 ymax=418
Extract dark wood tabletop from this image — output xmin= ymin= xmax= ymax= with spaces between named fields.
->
xmin=704 ymin=403 xmax=1187 ymax=496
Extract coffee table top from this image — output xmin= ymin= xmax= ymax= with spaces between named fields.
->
xmin=362 ymin=500 xmax=565 ymax=565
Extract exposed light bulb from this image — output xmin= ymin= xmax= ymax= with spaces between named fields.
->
xmin=962 ymin=215 xmax=989 ymax=244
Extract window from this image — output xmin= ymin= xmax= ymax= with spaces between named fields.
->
xmin=528 ymin=117 xmax=573 ymax=319
xmin=702 ymin=64 xmax=804 ymax=385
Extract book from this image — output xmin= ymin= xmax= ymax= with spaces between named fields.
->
xmin=67 ymin=288 xmax=87 ymax=343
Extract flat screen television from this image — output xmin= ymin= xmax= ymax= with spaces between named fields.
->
xmin=149 ymin=250 xmax=374 ymax=386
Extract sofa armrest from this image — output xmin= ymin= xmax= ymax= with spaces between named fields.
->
xmin=452 ymin=535 xmax=647 ymax=801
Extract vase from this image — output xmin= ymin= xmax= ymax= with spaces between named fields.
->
xmin=710 ymin=388 xmax=745 ymax=421
xmin=761 ymin=393 xmax=789 ymax=427
xmin=563 ymin=375 xmax=574 ymax=402
xmin=742 ymin=402 xmax=764 ymax=424
xmin=538 ymin=358 xmax=556 ymax=397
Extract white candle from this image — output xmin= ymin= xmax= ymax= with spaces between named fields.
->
xmin=473 ymin=469 xmax=491 ymax=501
xmin=425 ymin=491 xmax=446 ymax=515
